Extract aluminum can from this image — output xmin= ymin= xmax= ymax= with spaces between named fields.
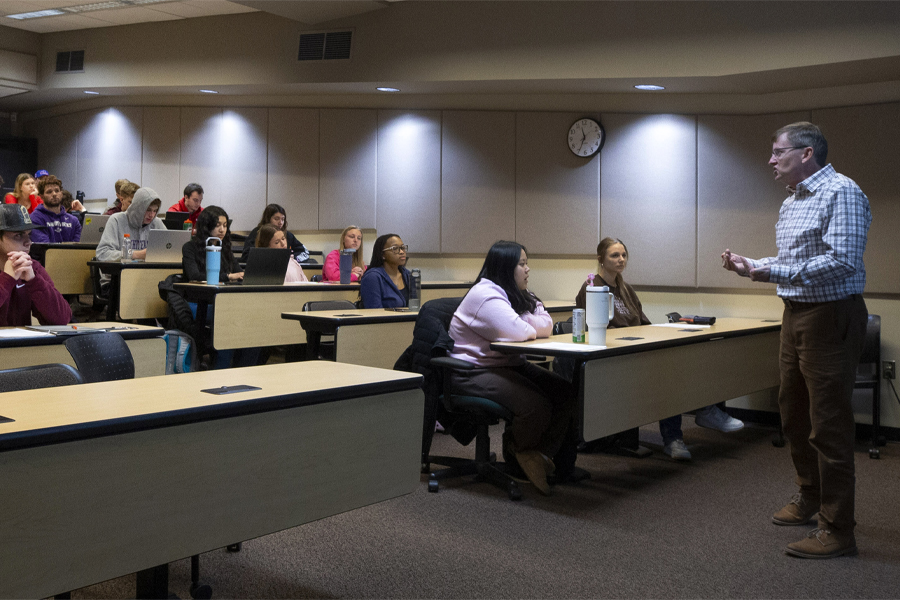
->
xmin=572 ymin=308 xmax=586 ymax=343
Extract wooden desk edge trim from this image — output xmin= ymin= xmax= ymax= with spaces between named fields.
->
xmin=490 ymin=323 xmax=782 ymax=359
xmin=0 ymin=376 xmax=424 ymax=453
xmin=175 ymin=282 xmax=362 ymax=299
xmin=283 ymin=311 xmax=416 ymax=332
xmin=0 ymin=328 xmax=164 ymax=348
xmin=87 ymin=261 xmax=182 ymax=270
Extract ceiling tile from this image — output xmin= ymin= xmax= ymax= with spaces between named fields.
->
xmin=83 ymin=6 xmax=182 ymax=24
xmin=150 ymin=0 xmax=256 ymax=18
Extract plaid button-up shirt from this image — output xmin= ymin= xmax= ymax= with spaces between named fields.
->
xmin=749 ymin=164 xmax=871 ymax=302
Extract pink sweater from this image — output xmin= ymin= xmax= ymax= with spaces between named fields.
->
xmin=449 ymin=279 xmax=552 ymax=368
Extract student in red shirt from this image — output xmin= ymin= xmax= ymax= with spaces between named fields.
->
xmin=168 ymin=182 xmax=204 ymax=225
xmin=4 ymin=173 xmax=43 ymax=214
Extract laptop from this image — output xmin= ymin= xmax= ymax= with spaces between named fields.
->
xmin=144 ymin=229 xmax=191 ymax=263
xmin=241 ymin=247 xmax=292 ymax=286
xmin=163 ymin=211 xmax=191 ymax=230
xmin=79 ymin=214 xmax=110 ymax=244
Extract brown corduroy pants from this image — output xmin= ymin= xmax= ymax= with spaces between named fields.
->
xmin=778 ymin=294 xmax=867 ymax=534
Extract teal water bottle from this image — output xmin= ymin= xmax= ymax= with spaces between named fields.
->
xmin=205 ymin=237 xmax=222 ymax=283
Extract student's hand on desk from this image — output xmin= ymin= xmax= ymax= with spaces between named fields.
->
xmin=228 ymin=272 xmax=244 ymax=282
xmin=5 ymin=251 xmax=34 ymax=282
xmin=351 ymin=266 xmax=364 ymax=277
xmin=132 ymin=248 xmax=147 ymax=260
xmin=721 ymin=249 xmax=751 ymax=277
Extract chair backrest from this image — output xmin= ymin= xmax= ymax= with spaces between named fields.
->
xmin=89 ymin=256 xmax=109 ymax=307
xmin=302 ymin=300 xmax=357 ymax=312
xmin=158 ymin=273 xmax=195 ymax=333
xmin=0 ymin=363 xmax=83 ymax=392
xmin=64 ymin=332 xmax=135 ymax=383
xmin=859 ymin=314 xmax=881 ymax=365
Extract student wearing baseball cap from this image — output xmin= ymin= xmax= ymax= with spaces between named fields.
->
xmin=0 ymin=204 xmax=72 ymax=326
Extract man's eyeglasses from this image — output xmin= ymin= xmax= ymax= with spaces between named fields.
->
xmin=384 ymin=244 xmax=409 ymax=254
xmin=771 ymin=146 xmax=806 ymax=158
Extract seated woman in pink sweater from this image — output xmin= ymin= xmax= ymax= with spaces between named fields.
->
xmin=255 ymin=224 xmax=308 ymax=283
xmin=322 ymin=225 xmax=366 ymax=282
xmin=448 ymin=240 xmax=575 ymax=495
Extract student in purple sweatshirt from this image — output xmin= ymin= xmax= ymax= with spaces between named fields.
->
xmin=447 ymin=240 xmax=575 ymax=495
xmin=0 ymin=204 xmax=72 ymax=326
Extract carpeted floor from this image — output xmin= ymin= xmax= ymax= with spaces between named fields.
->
xmin=73 ymin=417 xmax=900 ymax=599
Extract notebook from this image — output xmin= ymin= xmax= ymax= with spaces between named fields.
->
xmin=79 ymin=214 xmax=110 ymax=244
xmin=144 ymin=229 xmax=191 ymax=263
xmin=241 ymin=247 xmax=292 ymax=286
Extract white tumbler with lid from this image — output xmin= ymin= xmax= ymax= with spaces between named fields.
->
xmin=585 ymin=285 xmax=614 ymax=345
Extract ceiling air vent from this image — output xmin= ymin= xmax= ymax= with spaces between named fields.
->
xmin=298 ymin=31 xmax=352 ymax=61
xmin=55 ymin=50 xmax=85 ymax=73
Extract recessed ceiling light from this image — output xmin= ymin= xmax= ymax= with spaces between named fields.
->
xmin=634 ymin=84 xmax=665 ymax=91
xmin=84 ymin=90 xmax=100 ymax=95
xmin=6 ymin=9 xmax=66 ymax=19
xmin=65 ymin=1 xmax=126 ymax=13
xmin=199 ymin=89 xmax=218 ymax=94
xmin=376 ymin=87 xmax=400 ymax=93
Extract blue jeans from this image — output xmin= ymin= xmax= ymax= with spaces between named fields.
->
xmin=659 ymin=415 xmax=683 ymax=445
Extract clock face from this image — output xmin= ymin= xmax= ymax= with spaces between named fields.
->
xmin=568 ymin=118 xmax=605 ymax=157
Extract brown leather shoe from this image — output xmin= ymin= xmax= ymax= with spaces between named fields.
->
xmin=785 ymin=528 xmax=858 ymax=559
xmin=515 ymin=450 xmax=551 ymax=496
xmin=772 ymin=493 xmax=819 ymax=526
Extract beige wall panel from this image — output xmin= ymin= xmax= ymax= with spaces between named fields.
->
xmin=319 ymin=109 xmax=377 ymax=230
xmin=813 ymin=103 xmax=900 ymax=294
xmin=600 ymin=113 xmax=697 ymax=286
xmin=515 ymin=112 xmax=599 ymax=254
xmin=441 ymin=110 xmax=516 ymax=254
xmin=377 ymin=110 xmax=442 ymax=253
xmin=180 ymin=107 xmax=223 ymax=212
xmin=76 ymin=107 xmax=143 ymax=202
xmin=29 ymin=111 xmax=85 ymax=191
xmin=217 ymin=108 xmax=269 ymax=231
xmin=267 ymin=108 xmax=319 ymax=232
xmin=697 ymin=111 xmax=808 ymax=289
xmin=141 ymin=107 xmax=181 ymax=202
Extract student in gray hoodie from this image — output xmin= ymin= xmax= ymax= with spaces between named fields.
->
xmin=96 ymin=187 xmax=166 ymax=263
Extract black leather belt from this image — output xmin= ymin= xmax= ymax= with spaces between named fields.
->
xmin=782 ymin=294 xmax=861 ymax=309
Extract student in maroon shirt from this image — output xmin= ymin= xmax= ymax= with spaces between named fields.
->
xmin=0 ymin=204 xmax=71 ymax=326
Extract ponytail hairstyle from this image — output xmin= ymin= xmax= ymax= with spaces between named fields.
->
xmin=475 ymin=240 xmax=539 ymax=315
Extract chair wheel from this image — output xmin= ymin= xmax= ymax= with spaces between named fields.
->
xmin=189 ymin=582 xmax=212 ymax=600
xmin=226 ymin=543 xmax=241 ymax=552
xmin=508 ymin=483 xmax=522 ymax=501
xmin=428 ymin=479 xmax=439 ymax=493
xmin=869 ymin=448 xmax=880 ymax=459
xmin=421 ymin=462 xmax=430 ymax=474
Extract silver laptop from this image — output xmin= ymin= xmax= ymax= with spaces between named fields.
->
xmin=144 ymin=229 xmax=191 ymax=263
xmin=79 ymin=214 xmax=110 ymax=244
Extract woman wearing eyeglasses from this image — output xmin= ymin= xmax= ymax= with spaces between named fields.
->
xmin=359 ymin=233 xmax=410 ymax=308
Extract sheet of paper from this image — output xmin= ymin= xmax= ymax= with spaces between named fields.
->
xmin=523 ymin=342 xmax=607 ymax=351
xmin=0 ymin=328 xmax=54 ymax=338
xmin=650 ymin=323 xmax=711 ymax=330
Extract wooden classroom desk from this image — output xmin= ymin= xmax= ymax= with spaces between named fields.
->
xmin=0 ymin=361 xmax=424 ymax=600
xmin=30 ymin=242 xmax=97 ymax=295
xmin=177 ymin=280 xmax=475 ymax=351
xmin=0 ymin=322 xmax=166 ymax=378
xmin=88 ymin=260 xmax=182 ymax=321
xmin=281 ymin=300 xmax=577 ymax=371
xmin=491 ymin=317 xmax=781 ymax=441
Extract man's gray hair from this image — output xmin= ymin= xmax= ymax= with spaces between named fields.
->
xmin=773 ymin=121 xmax=828 ymax=167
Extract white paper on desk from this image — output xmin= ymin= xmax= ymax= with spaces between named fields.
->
xmin=0 ymin=328 xmax=53 ymax=338
xmin=650 ymin=323 xmax=711 ymax=330
xmin=524 ymin=342 xmax=607 ymax=351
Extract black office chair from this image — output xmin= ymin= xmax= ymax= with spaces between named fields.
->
xmin=0 ymin=363 xmax=83 ymax=391
xmin=63 ymin=332 xmax=213 ymax=598
xmin=398 ymin=296 xmax=524 ymax=500
xmin=88 ymin=256 xmax=110 ymax=314
xmin=302 ymin=300 xmax=357 ymax=360
xmin=858 ymin=315 xmax=883 ymax=458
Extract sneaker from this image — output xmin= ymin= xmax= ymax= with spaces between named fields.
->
xmin=515 ymin=450 xmax=552 ymax=495
xmin=785 ymin=528 xmax=858 ymax=559
xmin=695 ymin=405 xmax=744 ymax=432
xmin=772 ymin=493 xmax=820 ymax=526
xmin=663 ymin=439 xmax=692 ymax=461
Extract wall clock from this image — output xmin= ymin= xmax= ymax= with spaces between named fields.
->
xmin=568 ymin=118 xmax=605 ymax=157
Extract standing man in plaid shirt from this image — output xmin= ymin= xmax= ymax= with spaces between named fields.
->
xmin=722 ymin=121 xmax=871 ymax=559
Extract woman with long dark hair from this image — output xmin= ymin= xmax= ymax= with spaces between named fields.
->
xmin=447 ymin=240 xmax=575 ymax=495
xmin=240 ymin=203 xmax=309 ymax=263
xmin=359 ymin=233 xmax=410 ymax=308
xmin=182 ymin=205 xmax=243 ymax=283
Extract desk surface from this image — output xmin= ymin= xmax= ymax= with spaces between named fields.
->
xmin=177 ymin=280 xmax=472 ymax=300
xmin=284 ymin=299 xmax=576 ymax=332
xmin=0 ymin=322 xmax=163 ymax=349
xmin=491 ymin=317 xmax=781 ymax=359
xmin=0 ymin=361 xmax=422 ymax=452
xmin=88 ymin=260 xmax=182 ymax=271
